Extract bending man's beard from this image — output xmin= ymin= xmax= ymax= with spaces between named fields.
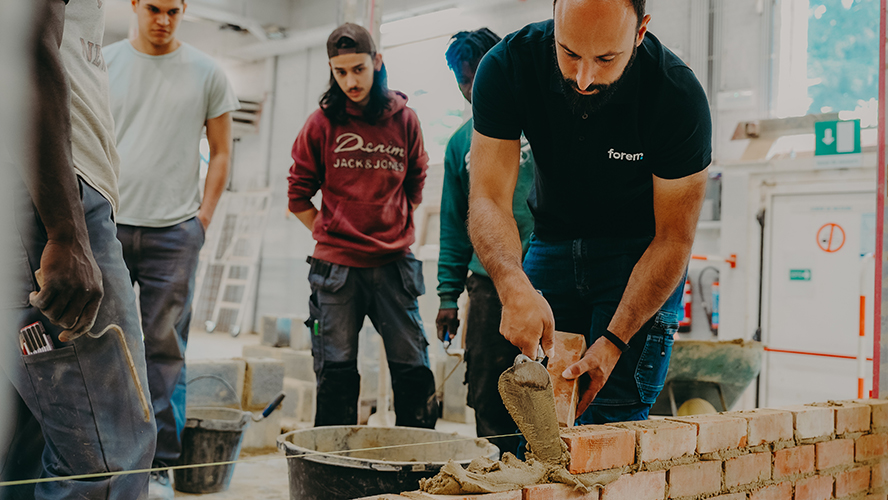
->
xmin=555 ymin=43 xmax=637 ymax=117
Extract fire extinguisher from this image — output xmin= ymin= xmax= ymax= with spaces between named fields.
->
xmin=678 ymin=277 xmax=692 ymax=332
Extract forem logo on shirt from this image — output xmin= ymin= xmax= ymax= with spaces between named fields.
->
xmin=608 ymin=149 xmax=644 ymax=161
xmin=333 ymin=133 xmax=405 ymax=172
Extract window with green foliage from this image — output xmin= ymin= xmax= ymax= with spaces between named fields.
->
xmin=774 ymin=0 xmax=879 ymax=126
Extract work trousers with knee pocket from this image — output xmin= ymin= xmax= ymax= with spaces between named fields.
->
xmin=306 ymin=255 xmax=438 ymax=429
xmin=523 ymin=234 xmax=684 ymax=425
xmin=0 ymin=178 xmax=156 ymax=500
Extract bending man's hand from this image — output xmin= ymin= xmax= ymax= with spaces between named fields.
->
xmin=500 ymin=285 xmax=555 ymax=359
xmin=562 ymin=337 xmax=623 ymax=416
xmin=435 ymin=308 xmax=459 ymax=343
xmin=30 ymin=238 xmax=103 ymax=342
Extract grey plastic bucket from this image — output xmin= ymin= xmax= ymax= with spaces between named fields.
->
xmin=173 ymin=407 xmax=251 ymax=494
xmin=277 ymin=425 xmax=499 ymax=500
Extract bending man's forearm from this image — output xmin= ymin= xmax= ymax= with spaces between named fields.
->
xmin=608 ymin=236 xmax=693 ymax=341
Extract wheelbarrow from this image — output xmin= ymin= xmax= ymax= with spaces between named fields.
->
xmin=650 ymin=339 xmax=763 ymax=416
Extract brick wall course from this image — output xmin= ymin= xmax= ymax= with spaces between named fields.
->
xmin=600 ymin=471 xmax=666 ymax=500
xmin=871 ymin=461 xmax=888 ymax=488
xmin=834 ymin=402 xmax=872 ymax=435
xmin=725 ymin=452 xmax=771 ymax=488
xmin=667 ymin=460 xmax=722 ymax=498
xmin=858 ymin=434 xmax=888 ymax=462
xmin=781 ymin=405 xmax=834 ymax=440
xmin=835 ymin=466 xmax=871 ymax=497
xmin=773 ymin=445 xmax=815 ymax=479
xmin=615 ymin=420 xmax=696 ymax=463
xmin=561 ymin=425 xmax=636 ymax=474
xmin=667 ymin=414 xmax=748 ymax=453
xmin=815 ymin=438 xmax=854 ymax=471
xmin=794 ymin=475 xmax=833 ymax=500
xmin=749 ymin=482 xmax=792 ymax=500
xmin=521 ymin=483 xmax=599 ymax=500
xmin=724 ymin=409 xmax=794 ymax=446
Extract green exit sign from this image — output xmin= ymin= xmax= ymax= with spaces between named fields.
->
xmin=790 ymin=269 xmax=812 ymax=281
xmin=815 ymin=119 xmax=861 ymax=156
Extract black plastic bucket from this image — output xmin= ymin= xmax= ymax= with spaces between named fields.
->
xmin=277 ymin=426 xmax=498 ymax=500
xmin=174 ymin=407 xmax=251 ymax=494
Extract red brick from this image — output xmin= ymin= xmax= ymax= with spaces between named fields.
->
xmin=601 ymin=471 xmax=666 ymax=500
xmin=872 ymin=460 xmax=888 ymax=488
xmin=815 ymin=438 xmax=854 ymax=470
xmin=865 ymin=494 xmax=888 ymax=500
xmin=725 ymin=452 xmax=771 ymax=487
xmin=522 ymin=483 xmax=599 ymax=500
xmin=725 ymin=409 xmax=794 ymax=446
xmin=781 ymin=405 xmax=834 ymax=440
xmin=547 ymin=332 xmax=586 ymax=427
xmin=749 ymin=482 xmax=792 ymax=500
xmin=667 ymin=414 xmax=748 ymax=453
xmin=851 ymin=398 xmax=888 ymax=430
xmin=561 ymin=425 xmax=636 ymax=474
xmin=857 ymin=433 xmax=888 ymax=462
xmin=667 ymin=460 xmax=722 ymax=498
xmin=709 ymin=495 xmax=747 ymax=500
xmin=794 ymin=475 xmax=833 ymax=500
xmin=835 ymin=466 xmax=871 ymax=497
xmin=835 ymin=402 xmax=871 ymax=435
xmin=774 ymin=445 xmax=815 ymax=479
xmin=617 ymin=420 xmax=696 ymax=463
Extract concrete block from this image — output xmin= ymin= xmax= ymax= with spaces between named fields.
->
xmin=242 ymin=357 xmax=284 ymax=410
xmin=241 ymin=410 xmax=282 ymax=450
xmin=725 ymin=451 xmax=771 ymax=488
xmin=835 ymin=466 xmax=871 ymax=498
xmin=523 ymin=483 xmax=599 ymax=500
xmin=186 ymin=358 xmax=246 ymax=409
xmin=666 ymin=460 xmax=722 ymax=498
xmin=773 ymin=445 xmax=815 ymax=479
xmin=282 ymin=377 xmax=316 ymax=423
xmin=560 ymin=425 xmax=636 ymax=474
xmin=547 ymin=331 xmax=586 ymax=427
xmin=748 ymin=482 xmax=792 ymax=500
xmin=725 ymin=408 xmax=793 ymax=446
xmin=667 ymin=414 xmax=748 ymax=453
xmin=442 ymin=349 xmax=467 ymax=423
xmin=600 ymin=471 xmax=665 ymax=500
xmin=815 ymin=438 xmax=853 ymax=470
xmin=242 ymin=344 xmax=316 ymax=383
xmin=794 ymin=475 xmax=833 ymax=500
xmin=857 ymin=433 xmax=888 ymax=462
xmin=261 ymin=315 xmax=291 ymax=347
xmin=782 ymin=404 xmax=834 ymax=439
xmin=616 ymin=420 xmax=696 ymax=463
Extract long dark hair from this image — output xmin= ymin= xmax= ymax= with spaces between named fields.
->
xmin=319 ymin=50 xmax=393 ymax=124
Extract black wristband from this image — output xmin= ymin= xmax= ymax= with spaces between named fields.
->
xmin=602 ymin=329 xmax=630 ymax=352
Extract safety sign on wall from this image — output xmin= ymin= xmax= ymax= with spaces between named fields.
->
xmin=817 ymin=223 xmax=845 ymax=253
xmin=814 ymin=119 xmax=861 ymax=169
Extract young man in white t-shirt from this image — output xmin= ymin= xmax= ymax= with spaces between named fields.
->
xmin=104 ymin=1 xmax=238 ymax=496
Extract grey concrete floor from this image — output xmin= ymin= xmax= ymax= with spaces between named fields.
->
xmin=177 ymin=330 xmax=476 ymax=499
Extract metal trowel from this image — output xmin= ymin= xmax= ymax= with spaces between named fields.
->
xmin=498 ymin=350 xmax=566 ymax=463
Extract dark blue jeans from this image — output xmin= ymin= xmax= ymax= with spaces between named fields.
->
xmin=1 ymin=179 xmax=156 ymax=499
xmin=306 ymin=254 xmax=438 ymax=429
xmin=523 ymin=234 xmax=683 ymax=424
xmin=117 ymin=217 xmax=204 ymax=464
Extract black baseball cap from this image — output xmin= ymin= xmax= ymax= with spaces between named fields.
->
xmin=326 ymin=23 xmax=377 ymax=59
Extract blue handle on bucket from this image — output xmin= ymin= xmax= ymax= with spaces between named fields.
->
xmin=259 ymin=391 xmax=286 ymax=420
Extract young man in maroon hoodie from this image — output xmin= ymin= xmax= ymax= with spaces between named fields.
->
xmin=287 ymin=23 xmax=437 ymax=429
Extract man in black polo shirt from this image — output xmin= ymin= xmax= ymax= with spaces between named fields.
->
xmin=468 ymin=0 xmax=711 ymax=424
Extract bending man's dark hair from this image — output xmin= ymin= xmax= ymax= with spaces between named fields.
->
xmin=320 ymin=36 xmax=392 ymax=125
xmin=553 ymin=0 xmax=646 ymax=28
xmin=445 ymin=28 xmax=501 ymax=84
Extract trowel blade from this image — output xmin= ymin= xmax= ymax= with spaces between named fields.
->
xmin=498 ymin=354 xmax=565 ymax=463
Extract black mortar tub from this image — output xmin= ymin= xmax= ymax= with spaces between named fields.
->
xmin=277 ymin=425 xmax=499 ymax=499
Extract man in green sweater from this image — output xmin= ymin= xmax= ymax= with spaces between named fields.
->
xmin=437 ymin=28 xmax=536 ymax=456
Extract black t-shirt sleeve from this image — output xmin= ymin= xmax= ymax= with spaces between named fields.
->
xmin=649 ymin=66 xmax=712 ymax=180
xmin=472 ymin=47 xmax=523 ymax=141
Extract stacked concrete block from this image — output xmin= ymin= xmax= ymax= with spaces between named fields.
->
xmin=241 ymin=344 xmax=317 ymax=427
xmin=260 ymin=314 xmax=309 ymax=349
xmin=185 ymin=358 xmax=246 ymax=409
xmin=367 ymin=398 xmax=888 ymax=500
xmin=240 ymin=357 xmax=284 ymax=450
